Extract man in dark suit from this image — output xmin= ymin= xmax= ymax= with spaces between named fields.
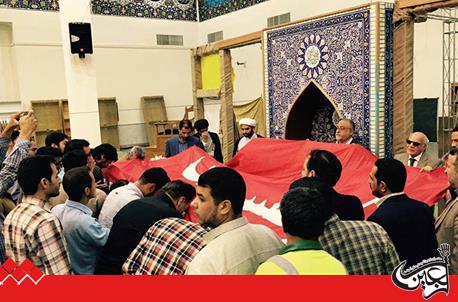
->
xmin=301 ymin=149 xmax=364 ymax=221
xmin=368 ymin=158 xmax=438 ymax=267
xmin=193 ymin=119 xmax=223 ymax=163
xmin=165 ymin=119 xmax=204 ymax=157
xmin=94 ymin=180 xmax=196 ymax=275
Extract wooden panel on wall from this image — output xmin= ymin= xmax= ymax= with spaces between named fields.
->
xmin=141 ymin=96 xmax=168 ymax=147
xmin=62 ymin=100 xmax=71 ymax=137
xmin=98 ymin=98 xmax=120 ymax=149
xmin=31 ymin=100 xmax=64 ymax=147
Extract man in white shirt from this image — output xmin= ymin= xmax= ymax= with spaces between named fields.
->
xmin=99 ymin=167 xmax=170 ymax=229
xmin=394 ymin=132 xmax=440 ymax=171
xmin=186 ymin=167 xmax=284 ymax=274
xmin=233 ymin=118 xmax=263 ymax=156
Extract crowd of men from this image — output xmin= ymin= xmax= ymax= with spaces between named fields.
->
xmin=0 ymin=111 xmax=457 ymax=275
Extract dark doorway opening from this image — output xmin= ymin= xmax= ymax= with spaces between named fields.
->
xmin=285 ymin=80 xmax=340 ymax=142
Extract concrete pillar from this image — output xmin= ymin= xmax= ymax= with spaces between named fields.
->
xmin=59 ymin=0 xmax=101 ymax=146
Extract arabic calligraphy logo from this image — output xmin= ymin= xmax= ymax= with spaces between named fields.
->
xmin=391 ymin=243 xmax=451 ymax=299
xmin=297 ymin=34 xmax=329 ymax=79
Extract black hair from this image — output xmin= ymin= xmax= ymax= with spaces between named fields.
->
xmin=453 ymin=126 xmax=458 ymax=132
xmin=18 ymin=156 xmax=55 ymax=195
xmin=179 ymin=119 xmax=193 ymax=130
xmin=92 ymin=143 xmax=118 ymax=161
xmin=161 ymin=180 xmax=196 ymax=203
xmin=62 ymin=150 xmax=88 ymax=172
xmin=289 ymin=177 xmax=334 ymax=220
xmin=138 ymin=167 xmax=170 ymax=191
xmin=36 ymin=146 xmax=63 ymax=158
xmin=45 ymin=132 xmax=68 ymax=147
xmin=65 ymin=139 xmax=90 ymax=154
xmin=307 ymin=149 xmax=342 ymax=186
xmin=197 ymin=167 xmax=246 ymax=215
xmin=63 ymin=167 xmax=92 ymax=202
xmin=339 ymin=118 xmax=355 ymax=132
xmin=281 ymin=187 xmax=327 ymax=239
xmin=10 ymin=130 xmax=20 ymax=142
xmin=375 ymin=158 xmax=407 ymax=193
xmin=109 ymin=180 xmax=129 ymax=192
xmin=194 ymin=119 xmax=209 ymax=132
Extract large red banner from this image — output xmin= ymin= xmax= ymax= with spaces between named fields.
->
xmin=105 ymin=139 xmax=449 ymax=236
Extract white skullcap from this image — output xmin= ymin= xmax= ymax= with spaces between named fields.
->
xmin=239 ymin=118 xmax=256 ymax=127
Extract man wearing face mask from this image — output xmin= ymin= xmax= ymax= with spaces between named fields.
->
xmin=233 ymin=118 xmax=263 ymax=156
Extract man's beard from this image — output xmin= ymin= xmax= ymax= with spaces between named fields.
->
xmin=243 ymin=131 xmax=254 ymax=138
xmin=48 ymin=187 xmax=61 ymax=198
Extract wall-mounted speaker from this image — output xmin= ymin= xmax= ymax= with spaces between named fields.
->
xmin=69 ymin=22 xmax=93 ymax=59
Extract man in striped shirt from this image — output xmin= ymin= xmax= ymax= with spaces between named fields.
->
xmin=3 ymin=156 xmax=71 ymax=275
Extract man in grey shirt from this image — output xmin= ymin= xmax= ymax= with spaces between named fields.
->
xmin=186 ymin=167 xmax=284 ymax=274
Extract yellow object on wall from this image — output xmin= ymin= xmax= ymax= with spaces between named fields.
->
xmin=201 ymin=54 xmax=235 ymax=90
xmin=201 ymin=54 xmax=221 ymax=90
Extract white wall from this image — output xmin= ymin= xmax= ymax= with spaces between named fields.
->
xmin=413 ymin=20 xmax=443 ymax=110
xmin=0 ymin=0 xmax=446 ymax=146
xmin=0 ymin=8 xmax=198 ymax=146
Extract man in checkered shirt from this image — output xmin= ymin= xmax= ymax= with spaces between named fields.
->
xmin=123 ymin=218 xmax=206 ymax=275
xmin=3 ymin=156 xmax=71 ymax=275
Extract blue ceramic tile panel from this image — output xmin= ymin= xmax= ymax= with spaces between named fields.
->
xmin=265 ymin=9 xmax=371 ymax=148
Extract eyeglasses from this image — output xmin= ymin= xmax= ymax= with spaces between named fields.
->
xmin=406 ymin=139 xmax=421 ymax=147
xmin=336 ymin=126 xmax=351 ymax=131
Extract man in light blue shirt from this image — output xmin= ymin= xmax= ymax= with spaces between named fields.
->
xmin=52 ymin=166 xmax=109 ymax=274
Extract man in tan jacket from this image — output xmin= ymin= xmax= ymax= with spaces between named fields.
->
xmin=394 ymin=132 xmax=440 ymax=172
xmin=438 ymin=148 xmax=458 ymax=274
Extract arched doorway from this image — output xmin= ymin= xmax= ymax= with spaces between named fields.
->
xmin=285 ymin=80 xmax=341 ymax=141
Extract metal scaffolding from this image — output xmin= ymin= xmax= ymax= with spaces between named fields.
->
xmin=430 ymin=8 xmax=458 ymax=156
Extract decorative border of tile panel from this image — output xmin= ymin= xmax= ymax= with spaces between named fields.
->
xmin=199 ymin=0 xmax=268 ymax=21
xmin=0 ymin=0 xmax=197 ymax=21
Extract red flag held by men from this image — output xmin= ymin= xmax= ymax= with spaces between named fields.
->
xmin=105 ymin=139 xmax=449 ymax=236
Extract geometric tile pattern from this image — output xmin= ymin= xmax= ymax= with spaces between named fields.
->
xmin=198 ymin=0 xmax=267 ymax=21
xmin=1 ymin=0 xmax=198 ymax=21
xmin=263 ymin=3 xmax=394 ymax=156
xmin=264 ymin=8 xmax=371 ymax=148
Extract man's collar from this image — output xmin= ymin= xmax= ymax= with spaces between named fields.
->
xmin=336 ymin=137 xmax=353 ymax=144
xmin=375 ymin=192 xmax=405 ymax=208
xmin=409 ymin=152 xmax=423 ymax=161
xmin=324 ymin=214 xmax=340 ymax=226
xmin=66 ymin=200 xmax=93 ymax=215
xmin=22 ymin=196 xmax=48 ymax=210
xmin=203 ymin=217 xmax=248 ymax=243
xmin=280 ymin=239 xmax=322 ymax=254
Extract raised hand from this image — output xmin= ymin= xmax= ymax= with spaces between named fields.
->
xmin=18 ymin=111 xmax=38 ymax=141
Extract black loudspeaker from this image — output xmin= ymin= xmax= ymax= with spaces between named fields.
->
xmin=69 ymin=22 xmax=93 ymax=59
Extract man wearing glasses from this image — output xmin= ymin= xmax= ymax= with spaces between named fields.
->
xmin=394 ymin=132 xmax=440 ymax=171
xmin=335 ymin=118 xmax=357 ymax=145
